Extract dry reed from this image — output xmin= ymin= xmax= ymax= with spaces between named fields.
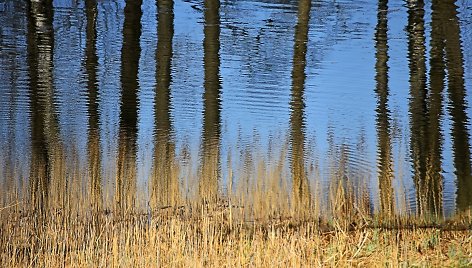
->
xmin=1 ymin=141 xmax=471 ymax=267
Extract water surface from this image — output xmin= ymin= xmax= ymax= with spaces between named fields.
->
xmin=1 ymin=0 xmax=472 ymax=216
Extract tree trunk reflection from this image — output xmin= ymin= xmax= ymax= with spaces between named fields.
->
xmin=408 ymin=0 xmax=444 ymax=217
xmin=439 ymin=0 xmax=472 ymax=212
xmin=85 ymin=0 xmax=102 ymax=211
xmin=200 ymin=0 xmax=221 ymax=204
xmin=27 ymin=0 xmax=64 ymax=213
xmin=116 ymin=0 xmax=142 ymax=214
xmin=151 ymin=0 xmax=179 ymax=209
xmin=290 ymin=0 xmax=312 ymax=216
xmin=375 ymin=0 xmax=394 ymax=218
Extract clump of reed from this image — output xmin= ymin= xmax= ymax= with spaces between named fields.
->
xmin=1 ymin=201 xmax=471 ymax=267
xmin=1 ymin=139 xmax=471 ymax=267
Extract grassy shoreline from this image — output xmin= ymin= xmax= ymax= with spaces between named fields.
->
xmin=1 ymin=142 xmax=471 ymax=267
xmin=1 ymin=201 xmax=471 ymax=267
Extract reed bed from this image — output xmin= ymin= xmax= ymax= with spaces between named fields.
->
xmin=1 ymin=204 xmax=471 ymax=267
xmin=1 ymin=141 xmax=472 ymax=267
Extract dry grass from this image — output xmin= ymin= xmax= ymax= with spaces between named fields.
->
xmin=1 ymin=187 xmax=472 ymax=268
xmin=1 ymin=141 xmax=472 ymax=267
xmin=1 ymin=205 xmax=471 ymax=267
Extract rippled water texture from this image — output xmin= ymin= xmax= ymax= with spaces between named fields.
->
xmin=1 ymin=0 xmax=472 ymax=216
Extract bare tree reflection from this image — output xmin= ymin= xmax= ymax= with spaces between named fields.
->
xmin=115 ymin=0 xmax=142 ymax=213
xmin=27 ymin=0 xmax=64 ymax=213
xmin=290 ymin=0 xmax=311 ymax=216
xmin=408 ymin=0 xmax=443 ymax=217
xmin=438 ymin=0 xmax=472 ymax=212
xmin=150 ymin=0 xmax=179 ymax=209
xmin=199 ymin=0 xmax=222 ymax=204
xmin=85 ymin=0 xmax=102 ymax=211
xmin=374 ymin=0 xmax=394 ymax=218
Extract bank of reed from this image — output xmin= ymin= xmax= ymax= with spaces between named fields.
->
xmin=1 ymin=144 xmax=471 ymax=267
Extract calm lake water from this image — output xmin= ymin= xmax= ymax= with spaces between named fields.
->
xmin=1 ymin=0 xmax=471 ymax=216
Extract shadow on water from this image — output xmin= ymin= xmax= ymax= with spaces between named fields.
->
xmin=27 ymin=0 xmax=65 ymax=214
xmin=374 ymin=0 xmax=394 ymax=218
xmin=115 ymin=0 xmax=142 ymax=214
xmin=199 ymin=0 xmax=222 ymax=204
xmin=289 ymin=0 xmax=311 ymax=217
xmin=150 ymin=0 xmax=179 ymax=209
xmin=84 ymin=0 xmax=102 ymax=211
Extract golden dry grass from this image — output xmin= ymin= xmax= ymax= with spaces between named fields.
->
xmin=1 ymin=142 xmax=471 ymax=267
xmin=1 ymin=199 xmax=472 ymax=267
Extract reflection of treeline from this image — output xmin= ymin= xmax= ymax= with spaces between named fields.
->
xmin=406 ymin=0 xmax=472 ymax=216
xmin=365 ymin=0 xmax=472 ymax=218
xmin=11 ymin=0 xmax=472 ymax=220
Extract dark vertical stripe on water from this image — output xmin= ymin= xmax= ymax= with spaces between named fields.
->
xmin=438 ymin=0 xmax=472 ymax=212
xmin=406 ymin=0 xmax=428 ymax=215
xmin=85 ymin=0 xmax=102 ymax=211
xmin=408 ymin=0 xmax=447 ymax=217
xmin=374 ymin=0 xmax=394 ymax=218
xmin=290 ymin=0 xmax=311 ymax=216
xmin=151 ymin=0 xmax=178 ymax=209
xmin=200 ymin=0 xmax=222 ymax=203
xmin=27 ymin=0 xmax=48 ymax=213
xmin=408 ymin=0 xmax=443 ymax=217
xmin=422 ymin=0 xmax=445 ymax=217
xmin=27 ymin=0 xmax=61 ymax=213
xmin=116 ymin=0 xmax=142 ymax=213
